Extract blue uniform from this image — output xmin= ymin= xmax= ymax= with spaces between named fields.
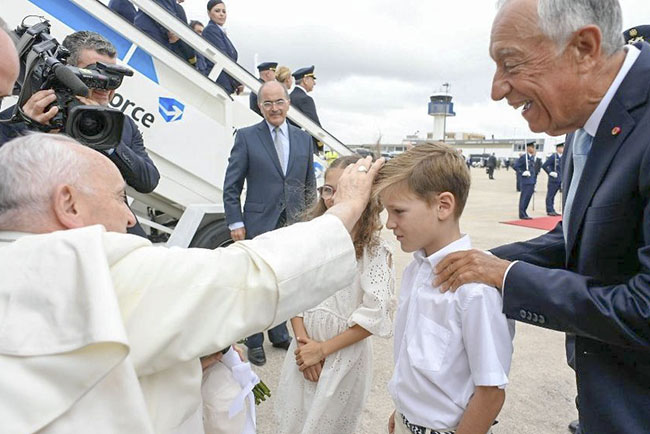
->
xmin=201 ymin=20 xmax=240 ymax=94
xmin=542 ymin=152 xmax=563 ymax=214
xmin=108 ymin=0 xmax=137 ymax=24
xmin=134 ymin=0 xmax=179 ymax=47
xmin=514 ymin=153 xmax=538 ymax=218
xmin=0 ymin=107 xmax=28 ymax=146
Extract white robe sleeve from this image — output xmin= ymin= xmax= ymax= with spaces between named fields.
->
xmin=106 ymin=214 xmax=357 ymax=375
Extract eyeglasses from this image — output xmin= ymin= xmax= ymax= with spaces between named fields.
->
xmin=261 ymin=99 xmax=288 ymax=110
xmin=318 ymin=184 xmax=336 ymax=200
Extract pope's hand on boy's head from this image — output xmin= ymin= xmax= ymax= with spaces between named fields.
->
xmin=433 ymin=249 xmax=511 ymax=293
xmin=333 ymin=156 xmax=385 ymax=206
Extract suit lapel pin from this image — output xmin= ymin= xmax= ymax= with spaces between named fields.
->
xmin=612 ymin=126 xmax=621 ymax=136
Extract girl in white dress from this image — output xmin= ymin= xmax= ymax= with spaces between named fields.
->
xmin=274 ymin=156 xmax=396 ymax=434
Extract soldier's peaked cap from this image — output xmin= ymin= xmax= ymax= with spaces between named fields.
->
xmin=257 ymin=62 xmax=278 ymax=72
xmin=292 ymin=65 xmax=316 ymax=80
xmin=624 ymin=25 xmax=650 ymax=44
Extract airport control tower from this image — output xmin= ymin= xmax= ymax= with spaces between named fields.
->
xmin=428 ymin=87 xmax=456 ymax=141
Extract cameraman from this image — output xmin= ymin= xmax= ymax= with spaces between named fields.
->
xmin=2 ymin=30 xmax=159 ymax=236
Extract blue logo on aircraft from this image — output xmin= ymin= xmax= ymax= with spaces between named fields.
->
xmin=314 ymin=161 xmax=325 ymax=180
xmin=158 ymin=97 xmax=185 ymax=122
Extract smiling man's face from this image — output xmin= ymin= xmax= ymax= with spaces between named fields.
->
xmin=489 ymin=0 xmax=585 ymax=136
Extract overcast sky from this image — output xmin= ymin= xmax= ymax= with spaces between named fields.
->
xmin=183 ymin=0 xmax=650 ymax=145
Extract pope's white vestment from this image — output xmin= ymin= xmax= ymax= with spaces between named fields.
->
xmin=0 ymin=214 xmax=356 ymax=433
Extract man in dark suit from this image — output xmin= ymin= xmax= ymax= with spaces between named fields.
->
xmin=290 ymin=66 xmax=322 ymax=153
xmin=108 ymin=0 xmax=137 ymax=24
xmin=435 ymin=2 xmax=650 ymax=433
xmin=542 ymin=143 xmax=564 ymax=216
xmin=290 ymin=66 xmax=320 ymax=127
xmin=134 ymin=0 xmax=179 ymax=46
xmin=486 ymin=153 xmax=497 ymax=179
xmin=223 ymin=81 xmax=316 ymax=365
xmin=513 ymin=142 xmax=537 ymax=219
xmin=249 ymin=62 xmax=277 ymax=117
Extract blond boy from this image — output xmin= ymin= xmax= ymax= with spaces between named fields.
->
xmin=375 ymin=143 xmax=514 ymax=434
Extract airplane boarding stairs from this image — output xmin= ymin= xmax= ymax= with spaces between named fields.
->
xmin=7 ymin=0 xmax=352 ymax=248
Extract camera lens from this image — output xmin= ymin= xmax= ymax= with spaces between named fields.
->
xmin=77 ymin=111 xmax=108 ymax=138
xmin=65 ymin=106 xmax=125 ymax=151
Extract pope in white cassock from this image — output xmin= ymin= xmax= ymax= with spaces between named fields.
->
xmin=0 ymin=133 xmax=382 ymax=434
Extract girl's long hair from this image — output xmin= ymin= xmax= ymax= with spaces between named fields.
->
xmin=304 ymin=156 xmax=383 ymax=258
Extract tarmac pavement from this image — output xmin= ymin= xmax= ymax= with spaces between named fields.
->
xmin=251 ymin=166 xmax=577 ymax=434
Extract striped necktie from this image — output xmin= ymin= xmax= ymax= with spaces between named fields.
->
xmin=563 ymin=129 xmax=593 ymax=241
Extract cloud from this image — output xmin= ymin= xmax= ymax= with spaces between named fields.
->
xmin=183 ymin=0 xmax=650 ymax=145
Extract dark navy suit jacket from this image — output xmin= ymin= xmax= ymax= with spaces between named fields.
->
xmin=289 ymin=86 xmax=321 ymax=127
xmin=134 ymin=0 xmax=178 ymax=47
xmin=202 ymin=21 xmax=240 ymax=95
xmin=513 ymin=153 xmax=538 ymax=185
xmin=108 ymin=0 xmax=137 ymax=23
xmin=109 ymin=116 xmax=160 ymax=194
xmin=542 ymin=152 xmax=563 ymax=185
xmin=492 ymin=43 xmax=650 ymax=433
xmin=223 ymin=120 xmax=316 ymax=239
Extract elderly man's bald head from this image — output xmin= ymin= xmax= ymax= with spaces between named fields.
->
xmin=0 ymin=19 xmax=19 ymax=97
xmin=0 ymin=134 xmax=135 ymax=233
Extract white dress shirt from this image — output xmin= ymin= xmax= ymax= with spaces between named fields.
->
xmin=388 ymin=235 xmax=514 ymax=429
xmin=0 ymin=214 xmax=356 ymax=433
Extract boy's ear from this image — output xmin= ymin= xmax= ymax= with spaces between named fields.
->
xmin=436 ymin=192 xmax=456 ymax=220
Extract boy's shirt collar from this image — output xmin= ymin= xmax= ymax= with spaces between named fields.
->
xmin=413 ymin=235 xmax=471 ymax=268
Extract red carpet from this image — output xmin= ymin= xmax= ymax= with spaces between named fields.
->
xmin=501 ymin=215 xmax=562 ymax=231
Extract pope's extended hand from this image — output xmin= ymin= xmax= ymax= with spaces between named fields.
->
xmin=326 ymin=156 xmax=385 ymax=233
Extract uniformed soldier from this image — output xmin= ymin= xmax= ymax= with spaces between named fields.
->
xmin=542 ymin=143 xmax=564 ymax=216
xmin=486 ymin=153 xmax=497 ymax=179
xmin=290 ymin=66 xmax=323 ymax=154
xmin=513 ymin=142 xmax=538 ymax=219
xmin=108 ymin=0 xmax=137 ymax=24
xmin=133 ymin=0 xmax=197 ymax=68
xmin=249 ymin=62 xmax=277 ymax=117
xmin=623 ymin=25 xmax=650 ymax=45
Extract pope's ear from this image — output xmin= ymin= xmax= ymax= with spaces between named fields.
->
xmin=52 ymin=184 xmax=85 ymax=229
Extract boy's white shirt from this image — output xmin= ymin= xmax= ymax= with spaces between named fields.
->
xmin=388 ymin=235 xmax=515 ymax=430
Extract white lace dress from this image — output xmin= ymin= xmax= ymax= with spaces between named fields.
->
xmin=274 ymin=240 xmax=396 ymax=434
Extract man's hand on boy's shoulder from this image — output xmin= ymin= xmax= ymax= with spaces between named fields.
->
xmin=434 ymin=249 xmax=511 ymax=293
